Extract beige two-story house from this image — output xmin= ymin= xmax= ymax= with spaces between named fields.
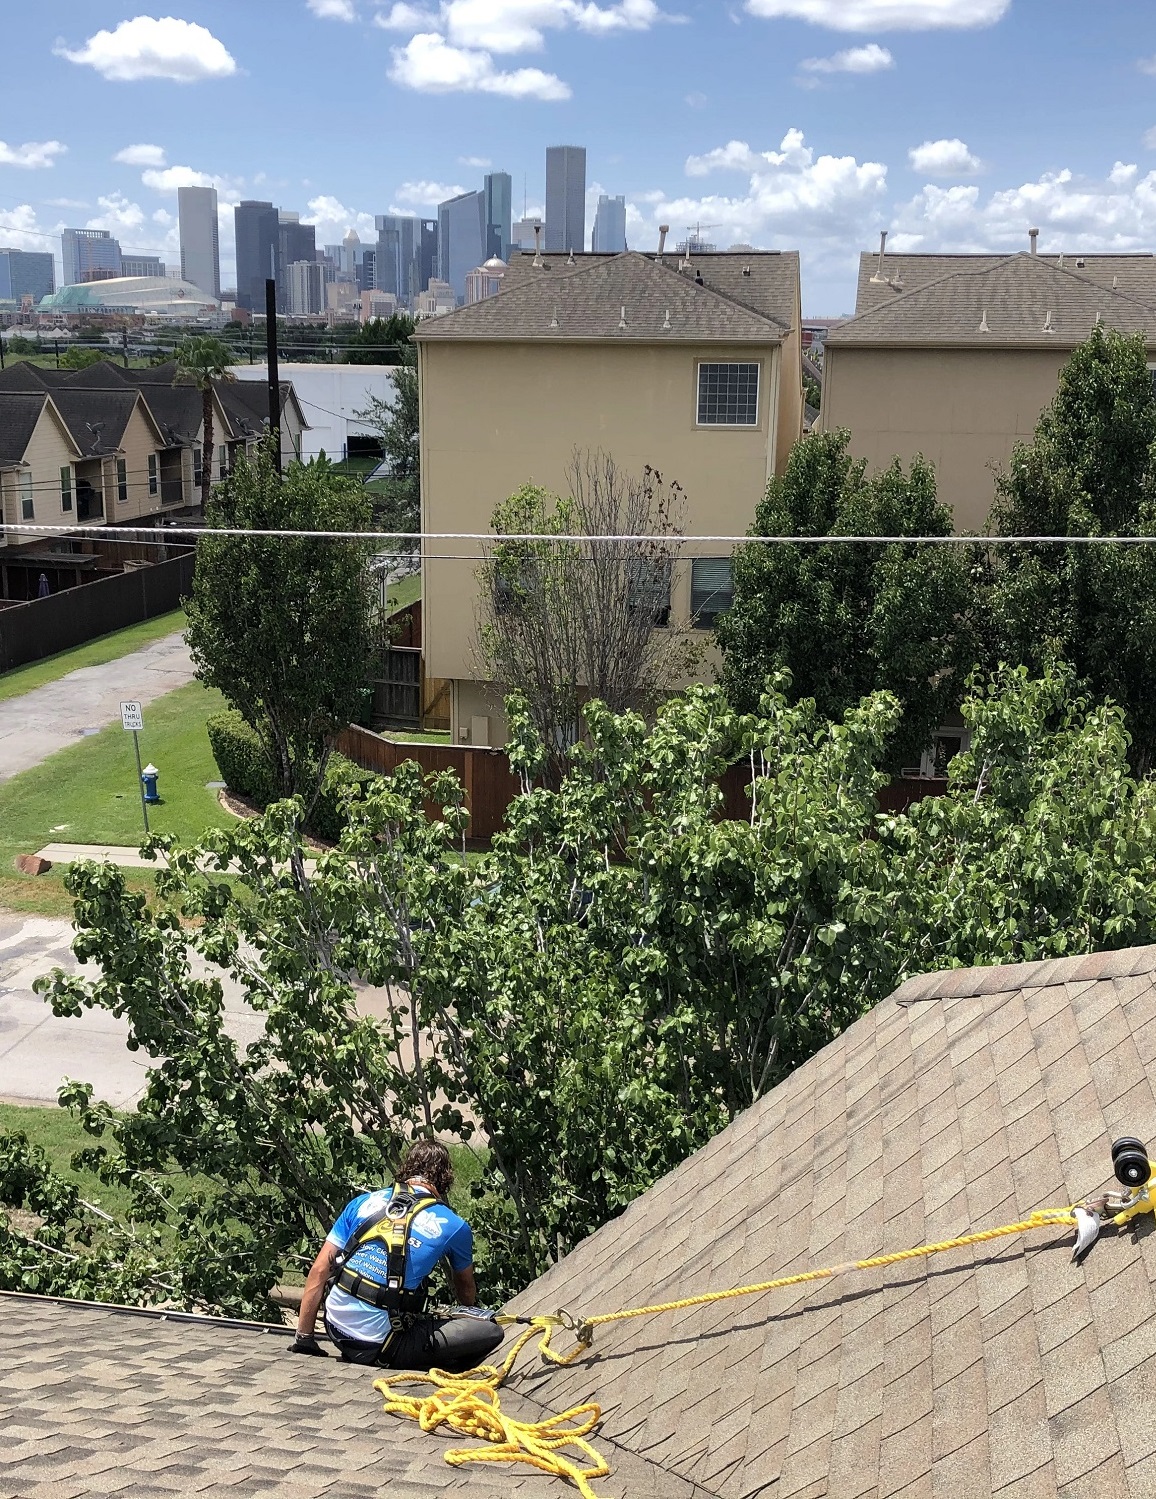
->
xmin=414 ymin=248 xmax=804 ymax=744
xmin=822 ymin=245 xmax=1156 ymax=531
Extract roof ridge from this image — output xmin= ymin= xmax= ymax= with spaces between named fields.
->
xmin=652 ymin=257 xmax=790 ymax=333
xmin=893 ymin=941 xmax=1156 ymax=1005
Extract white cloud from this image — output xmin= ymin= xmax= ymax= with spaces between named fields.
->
xmin=388 ymin=32 xmax=570 ymax=96
xmin=907 ymin=138 xmax=982 ymax=177
xmin=641 ymin=128 xmax=888 ymax=272
xmin=141 ymin=165 xmax=217 ymax=192
xmin=308 ymin=0 xmax=357 ymax=16
xmin=1109 ymin=161 xmax=1138 ymax=187
xmin=685 ymin=89 xmax=707 ymax=108
xmin=0 ymin=140 xmax=66 ymax=170
xmin=114 ymin=143 xmax=168 ymax=167
xmin=440 ymin=0 xmax=665 ymax=52
xmin=391 ymin=179 xmax=468 ymax=210
xmin=459 ymin=155 xmax=493 ymax=167
xmin=1146 ymin=128 xmax=1156 ymax=151
xmin=0 ymin=204 xmax=62 ymax=255
xmin=800 ymin=42 xmax=893 ymax=73
xmin=302 ymin=195 xmax=378 ymax=243
xmin=1139 ymin=55 xmax=1156 ymax=77
xmin=375 ymin=2 xmax=439 ymax=26
xmin=57 ymin=16 xmax=237 ymax=83
xmin=746 ymin=0 xmax=1008 ymax=29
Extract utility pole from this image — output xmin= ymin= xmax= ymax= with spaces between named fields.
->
xmin=122 ymin=325 xmax=129 ymax=368
xmin=265 ymin=277 xmax=281 ymax=475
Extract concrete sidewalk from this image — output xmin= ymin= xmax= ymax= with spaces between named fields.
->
xmin=0 ymin=631 xmax=195 ymax=782
xmin=34 ymin=842 xmax=319 ymax=879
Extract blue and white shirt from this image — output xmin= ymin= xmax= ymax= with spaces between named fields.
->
xmin=323 ymin=1187 xmax=473 ymax=1344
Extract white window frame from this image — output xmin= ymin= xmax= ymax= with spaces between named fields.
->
xmin=148 ymin=453 xmax=159 ymax=497
xmin=60 ymin=464 xmax=73 ymax=514
xmin=20 ymin=470 xmax=34 ymax=521
xmin=695 ymin=362 xmax=761 ymax=429
xmin=116 ymin=457 xmax=128 ymax=505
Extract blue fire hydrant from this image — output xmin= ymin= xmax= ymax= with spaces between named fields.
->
xmin=141 ymin=763 xmax=161 ymax=804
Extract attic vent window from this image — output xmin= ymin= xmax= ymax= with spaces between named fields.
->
xmin=697 ymin=363 xmax=759 ymax=427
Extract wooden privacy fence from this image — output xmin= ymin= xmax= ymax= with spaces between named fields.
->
xmin=0 ymin=552 xmax=195 ymax=674
xmin=336 ymin=724 xmax=948 ymax=846
xmin=335 ymin=724 xmax=522 ymax=842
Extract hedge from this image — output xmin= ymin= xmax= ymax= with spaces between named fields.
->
xmin=206 ymin=710 xmax=375 ymax=842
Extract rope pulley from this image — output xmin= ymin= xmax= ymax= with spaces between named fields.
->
xmin=1072 ymin=1135 xmax=1154 ymax=1264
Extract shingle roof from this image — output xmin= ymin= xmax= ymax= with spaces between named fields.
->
xmin=0 ymin=362 xmax=52 ymax=392
xmin=413 ymin=251 xmax=787 ymax=344
xmin=856 ymin=250 xmax=1156 ymax=317
xmin=48 ymin=388 xmax=146 ymax=456
xmin=0 ymin=391 xmax=49 ymax=463
xmin=501 ymin=249 xmax=801 ymax=332
xmin=496 ymin=942 xmax=1156 ymax=1497
xmin=9 ymin=945 xmax=1156 ymax=1497
xmin=829 ymin=252 xmax=1156 ymax=347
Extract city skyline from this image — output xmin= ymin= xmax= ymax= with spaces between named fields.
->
xmin=2 ymin=5 xmax=1156 ymax=311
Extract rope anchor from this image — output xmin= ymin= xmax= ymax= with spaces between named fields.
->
xmin=376 ymin=1135 xmax=1156 ymax=1497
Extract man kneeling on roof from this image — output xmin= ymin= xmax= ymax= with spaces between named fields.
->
xmin=290 ymin=1139 xmax=505 ymax=1371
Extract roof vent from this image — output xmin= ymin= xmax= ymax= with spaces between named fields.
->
xmin=869 ymin=229 xmax=889 ymax=284
xmin=1114 ymin=275 xmax=1120 ymax=290
xmin=1058 ymin=253 xmax=1065 ymax=269
xmin=1095 ymin=311 xmax=1102 ymax=324
xmin=978 ymin=309 xmax=990 ymax=333
xmin=1076 ymin=257 xmax=1086 ymax=269
xmin=657 ymin=224 xmax=669 ymax=260
xmin=566 ymin=248 xmax=575 ymax=265
xmin=1029 ymin=227 xmax=1039 ymax=255
xmin=695 ymin=273 xmax=704 ymax=285
xmin=532 ymin=223 xmax=543 ymax=269
xmin=618 ymin=305 xmax=627 ymax=329
xmin=742 ymin=264 xmax=751 ymax=277
xmin=662 ymin=308 xmax=672 ymax=331
xmin=1043 ymin=309 xmax=1055 ymax=333
xmin=549 ymin=306 xmax=559 ymax=329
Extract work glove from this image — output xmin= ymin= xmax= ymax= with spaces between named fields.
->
xmin=288 ymin=1332 xmax=329 ymax=1357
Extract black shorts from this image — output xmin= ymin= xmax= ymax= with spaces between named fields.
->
xmin=326 ymin=1312 xmax=505 ymax=1373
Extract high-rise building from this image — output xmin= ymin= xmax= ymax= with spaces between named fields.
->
xmin=544 ymin=146 xmax=586 ymax=254
xmin=61 ymin=228 xmax=121 ymax=287
xmin=374 ymin=215 xmax=417 ymax=302
xmin=234 ymin=200 xmax=279 ymax=311
xmin=0 ymin=248 xmax=54 ymax=303
xmin=418 ymin=220 xmax=438 ymax=295
xmin=120 ymin=254 xmax=166 ymax=278
xmin=277 ymin=214 xmax=317 ymax=311
xmin=287 ymin=260 xmax=332 ymax=317
xmin=592 ymin=195 xmax=627 ymax=254
xmin=511 ymin=218 xmax=544 ymax=252
xmin=437 ymin=191 xmax=485 ymax=303
xmin=178 ymin=186 xmax=220 ymax=299
xmin=484 ymin=172 xmax=512 ymax=261
xmin=358 ymin=247 xmax=375 ymax=293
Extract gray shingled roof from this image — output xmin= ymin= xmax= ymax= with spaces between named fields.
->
xmin=8 ymin=945 xmax=1156 ymax=1497
xmin=830 ymin=253 xmax=1156 ymax=347
xmin=502 ymin=249 xmax=801 ymax=332
xmin=500 ymin=942 xmax=1156 ymax=1496
xmin=0 ymin=363 xmax=52 ymax=393
xmin=414 ymin=251 xmax=787 ymax=344
xmin=48 ymin=388 xmax=146 ymax=456
xmin=856 ymin=250 xmax=1156 ymax=317
xmin=0 ymin=391 xmax=49 ymax=463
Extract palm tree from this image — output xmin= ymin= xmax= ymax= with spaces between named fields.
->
xmin=174 ymin=336 xmax=236 ymax=510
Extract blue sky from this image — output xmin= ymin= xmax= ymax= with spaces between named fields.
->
xmin=2 ymin=2 xmax=1155 ymax=311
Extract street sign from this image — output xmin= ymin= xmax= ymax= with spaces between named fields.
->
xmin=120 ymin=701 xmax=144 ymax=733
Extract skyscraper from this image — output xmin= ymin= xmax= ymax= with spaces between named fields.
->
xmin=592 ymin=195 xmax=627 ymax=254
xmin=418 ymin=220 xmax=438 ymax=295
xmin=484 ymin=172 xmax=512 ymax=261
xmin=437 ymin=191 xmax=485 ymax=303
xmin=61 ymin=228 xmax=121 ymax=287
xmin=545 ymin=146 xmax=586 ymax=254
xmin=234 ymin=201 xmax=279 ymax=311
xmin=375 ymin=215 xmax=418 ymax=302
xmin=0 ymin=248 xmax=54 ymax=303
xmin=277 ymin=214 xmax=316 ymax=311
xmin=178 ymin=185 xmax=220 ymax=299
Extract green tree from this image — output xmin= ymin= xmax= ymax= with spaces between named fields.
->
xmin=59 ymin=345 xmax=114 ymax=370
xmin=173 ymin=335 xmax=236 ymax=511
xmin=344 ymin=313 xmax=415 ymax=366
xmin=354 ymin=347 xmax=420 ymax=546
xmin=987 ymin=325 xmax=1156 ymax=771
xmin=718 ymin=429 xmax=978 ymax=773
xmin=184 ymin=442 xmax=376 ymax=811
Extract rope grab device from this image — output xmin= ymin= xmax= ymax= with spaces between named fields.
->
xmin=374 ymin=1136 xmax=1156 ymax=1498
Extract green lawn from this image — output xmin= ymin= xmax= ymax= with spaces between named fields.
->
xmin=0 ymin=610 xmax=187 ymax=705
xmin=386 ymin=572 xmax=421 ymax=613
xmin=0 ymin=679 xmax=233 ymax=918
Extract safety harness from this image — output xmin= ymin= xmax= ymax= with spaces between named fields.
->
xmin=329 ymin=1184 xmax=440 ymax=1318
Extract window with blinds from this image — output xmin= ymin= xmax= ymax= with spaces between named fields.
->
xmin=691 ymin=558 xmax=734 ymax=628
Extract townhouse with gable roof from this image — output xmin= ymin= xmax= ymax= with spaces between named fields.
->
xmin=413 ymin=247 xmax=804 ymax=746
xmin=822 ymin=241 xmax=1156 ymax=531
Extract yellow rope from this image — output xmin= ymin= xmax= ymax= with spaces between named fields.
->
xmin=374 ymin=1205 xmax=1078 ymax=1496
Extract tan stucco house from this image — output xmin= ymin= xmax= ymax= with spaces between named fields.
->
xmin=414 ymin=248 xmax=804 ymax=744
xmin=822 ymin=246 xmax=1156 ymax=532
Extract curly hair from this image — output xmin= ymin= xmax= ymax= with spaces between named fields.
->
xmin=397 ymin=1139 xmax=454 ymax=1200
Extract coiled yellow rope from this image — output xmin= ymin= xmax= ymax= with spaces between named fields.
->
xmin=374 ymin=1205 xmax=1078 ymax=1497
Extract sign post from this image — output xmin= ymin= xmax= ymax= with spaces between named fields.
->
xmin=120 ymin=700 xmax=148 ymax=835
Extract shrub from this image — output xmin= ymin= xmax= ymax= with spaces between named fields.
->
xmin=308 ymin=754 xmax=376 ymax=844
xmin=206 ymin=711 xmax=276 ymax=807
